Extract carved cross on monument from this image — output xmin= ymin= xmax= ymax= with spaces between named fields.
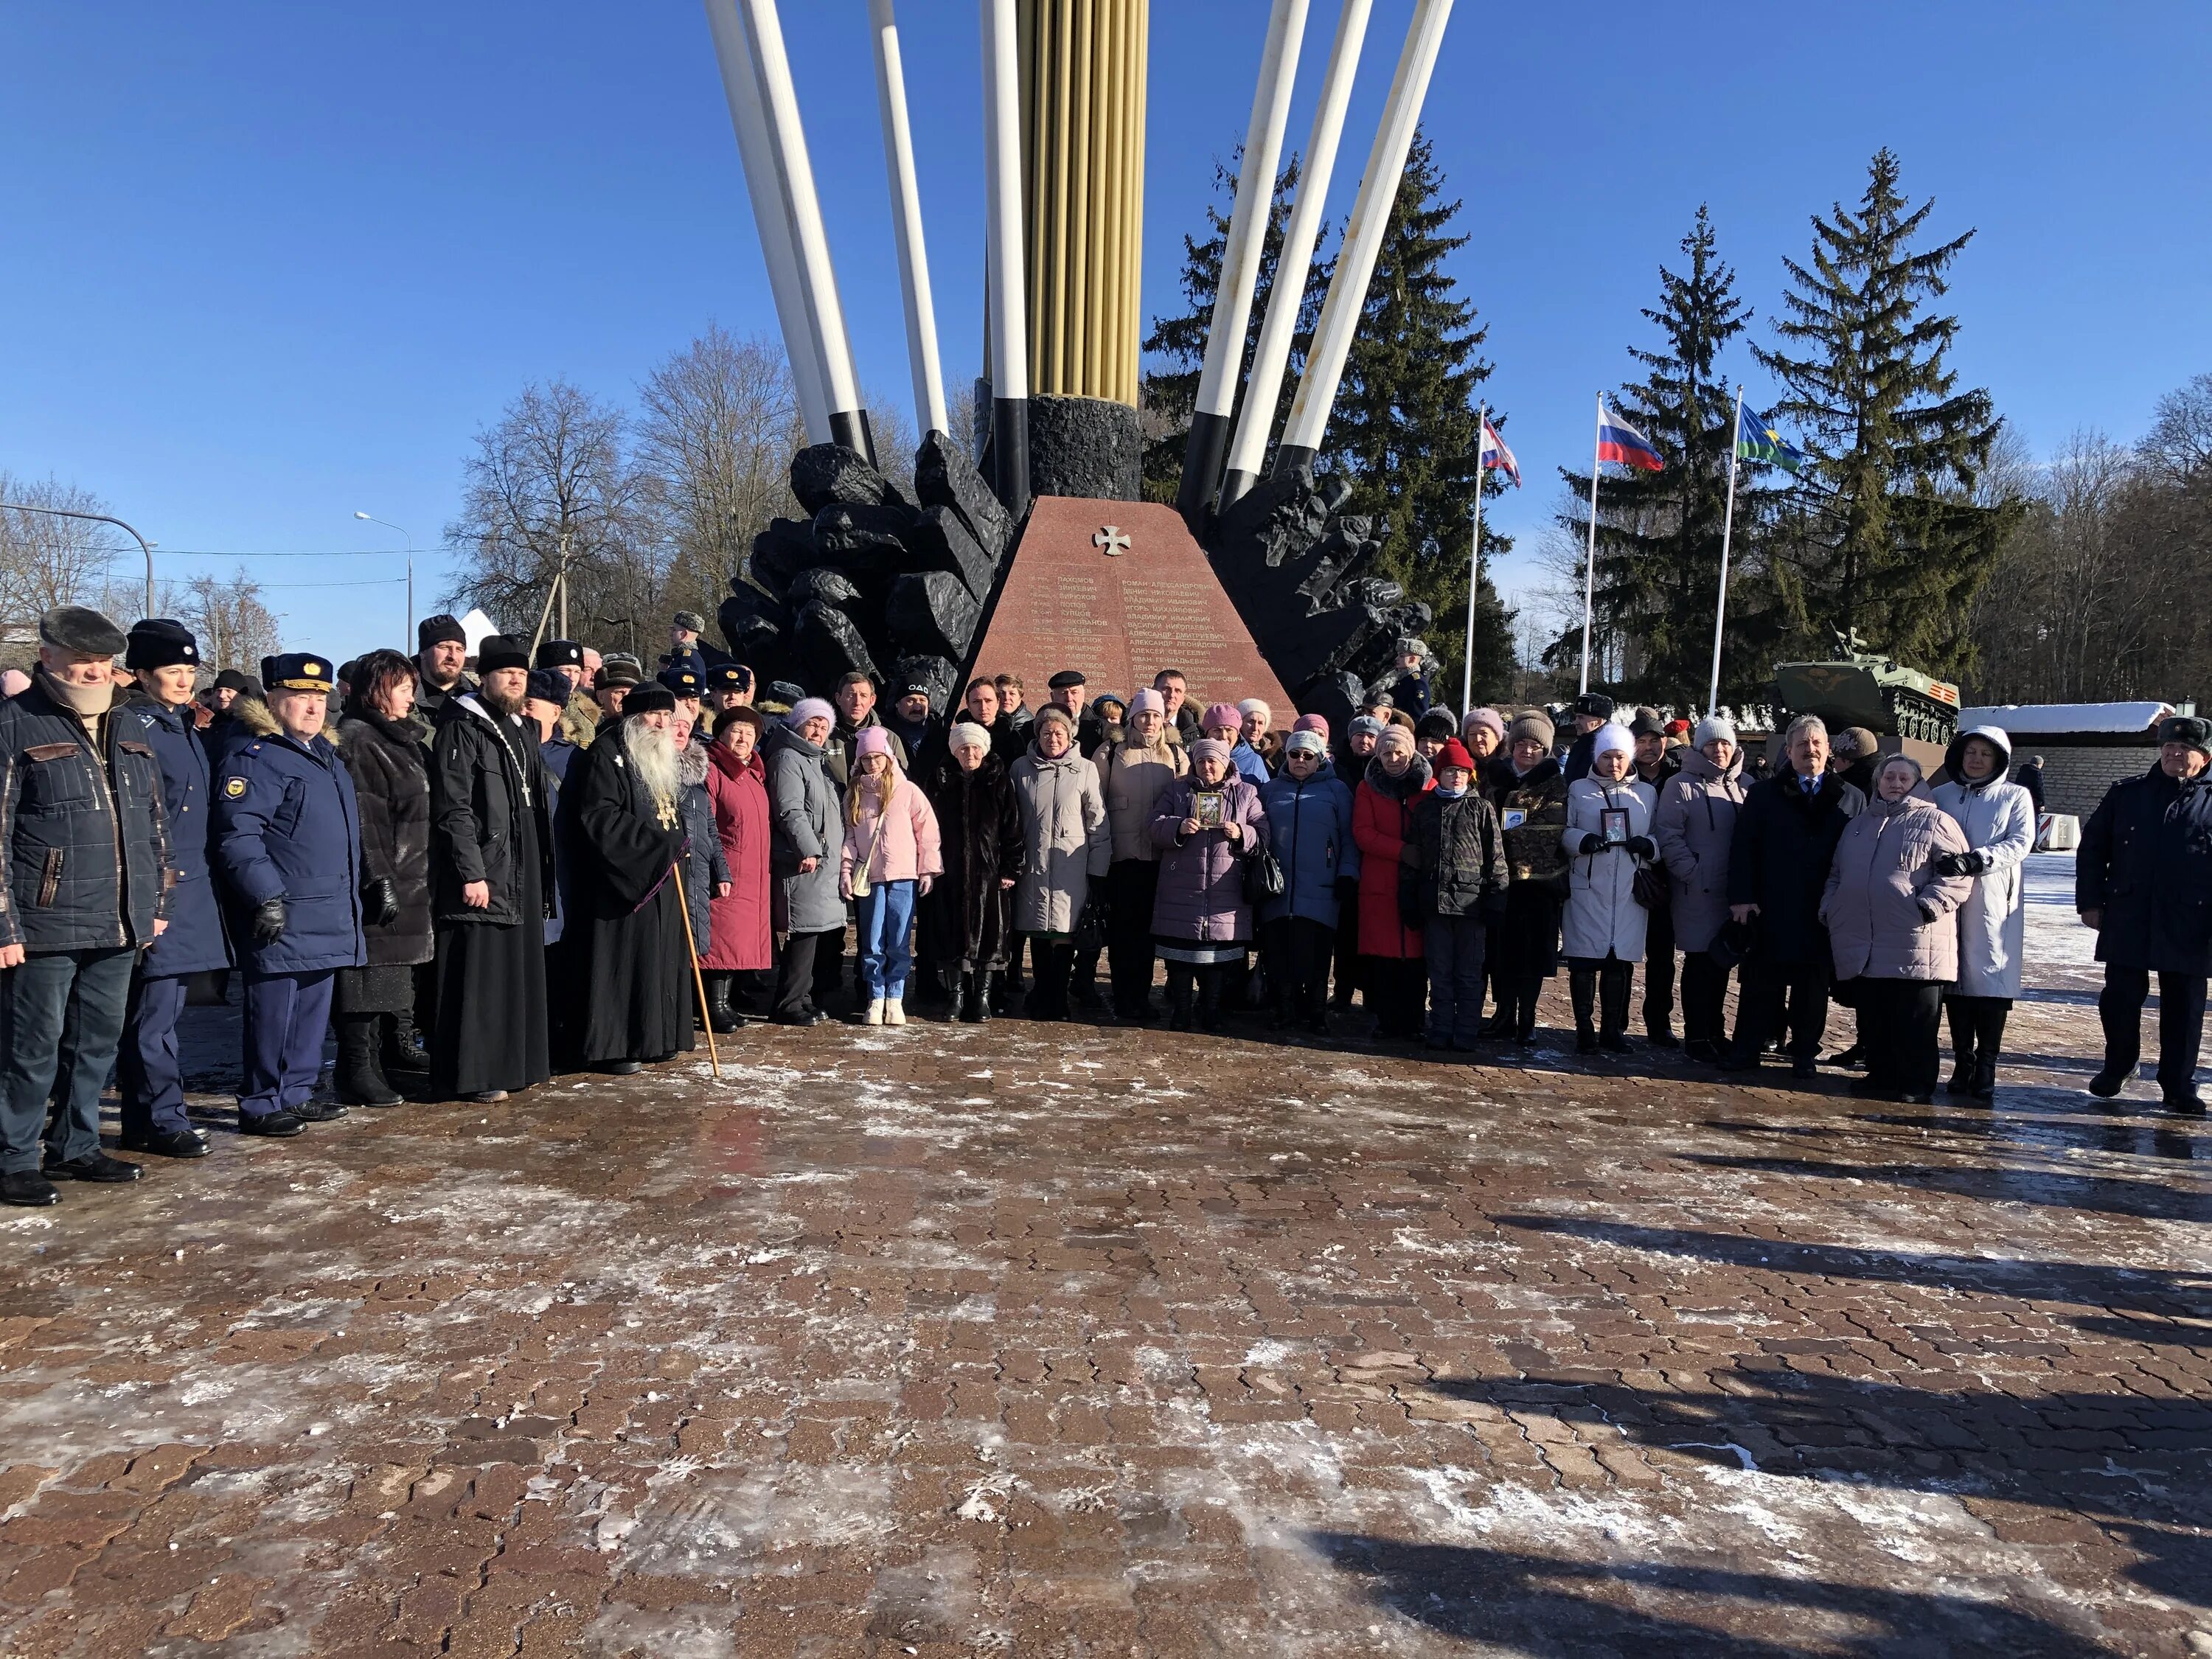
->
xmin=1093 ymin=525 xmax=1130 ymax=556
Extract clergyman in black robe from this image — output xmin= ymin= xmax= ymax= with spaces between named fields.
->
xmin=426 ymin=644 xmax=552 ymax=1102
xmin=565 ymin=687 xmax=695 ymax=1073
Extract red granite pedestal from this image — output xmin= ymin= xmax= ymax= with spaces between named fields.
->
xmin=965 ymin=496 xmax=1297 ymax=715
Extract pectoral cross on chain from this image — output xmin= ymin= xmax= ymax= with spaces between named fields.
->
xmin=1093 ymin=526 xmax=1130 ymax=556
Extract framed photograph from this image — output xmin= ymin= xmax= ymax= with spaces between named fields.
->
xmin=1194 ymin=791 xmax=1226 ymax=829
xmin=1501 ymin=807 xmax=1526 ymax=832
xmin=1601 ymin=807 xmax=1631 ymax=846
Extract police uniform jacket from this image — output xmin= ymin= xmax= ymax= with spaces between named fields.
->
xmin=123 ymin=692 xmax=232 ymax=975
xmin=0 ymin=672 xmax=170 ymax=954
xmin=212 ymin=702 xmax=367 ymax=975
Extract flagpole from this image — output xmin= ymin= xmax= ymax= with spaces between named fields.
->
xmin=1708 ymin=384 xmax=1743 ymax=716
xmin=1580 ymin=394 xmax=1600 ymax=694
xmin=1462 ymin=403 xmax=1484 ymax=714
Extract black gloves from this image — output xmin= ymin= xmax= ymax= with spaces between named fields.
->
xmin=1626 ymin=835 xmax=1658 ymax=860
xmin=1933 ymin=850 xmax=1989 ymax=879
xmin=361 ymin=875 xmax=398 ymax=928
xmin=1576 ymin=832 xmax=1605 ymax=855
xmin=251 ymin=897 xmax=288 ymax=945
xmin=1917 ymin=901 xmax=1940 ymax=924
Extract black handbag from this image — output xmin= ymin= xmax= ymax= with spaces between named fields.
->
xmin=1243 ymin=847 xmax=1285 ymax=905
xmin=1632 ymin=863 xmax=1669 ymax=912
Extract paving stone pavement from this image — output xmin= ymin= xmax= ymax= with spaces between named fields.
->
xmin=1 ymin=856 xmax=2209 ymax=1656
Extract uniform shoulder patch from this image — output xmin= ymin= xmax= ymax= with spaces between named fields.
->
xmin=225 ymin=776 xmax=248 ymax=798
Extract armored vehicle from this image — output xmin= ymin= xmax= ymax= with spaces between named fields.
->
xmin=1773 ymin=631 xmax=1960 ymax=745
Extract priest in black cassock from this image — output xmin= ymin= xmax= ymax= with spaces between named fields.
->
xmin=427 ymin=635 xmax=553 ymax=1102
xmin=563 ymin=681 xmax=696 ymax=1074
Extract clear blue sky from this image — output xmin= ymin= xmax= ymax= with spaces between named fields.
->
xmin=2 ymin=1 xmax=2205 ymax=664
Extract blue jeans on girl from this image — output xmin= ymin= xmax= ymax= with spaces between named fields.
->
xmin=857 ymin=880 xmax=917 ymax=1001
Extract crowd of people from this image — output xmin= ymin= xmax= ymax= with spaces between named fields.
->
xmin=1 ymin=601 xmax=2204 ymax=1210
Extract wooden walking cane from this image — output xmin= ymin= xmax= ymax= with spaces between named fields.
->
xmin=672 ymin=862 xmax=723 ymax=1079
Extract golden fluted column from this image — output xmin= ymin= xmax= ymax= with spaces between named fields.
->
xmin=1012 ymin=0 xmax=1147 ymax=496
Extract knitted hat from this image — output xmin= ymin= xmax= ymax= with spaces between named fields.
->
xmin=1462 ymin=707 xmax=1506 ymax=745
xmin=1591 ymin=722 xmax=1635 ymax=760
xmin=1292 ymin=712 xmax=1329 ymax=740
xmin=1436 ymin=738 xmax=1475 ymax=773
xmin=1349 ymin=714 xmax=1385 ymax=742
xmin=1692 ymin=715 xmax=1737 ymax=750
xmin=1508 ymin=709 xmax=1555 ymax=749
xmin=855 ymin=726 xmax=892 ymax=759
xmin=787 ymin=697 xmax=834 ymax=727
xmin=1200 ymin=703 xmax=1242 ymax=733
xmin=214 ymin=669 xmax=259 ymax=695
xmin=417 ymin=613 xmax=466 ymax=650
xmin=1237 ymin=697 xmax=1271 ymax=720
xmin=1034 ymin=704 xmax=1075 ymax=731
xmin=949 ymin=720 xmax=992 ymax=753
xmin=1284 ymin=729 xmax=1326 ymax=757
xmin=1130 ymin=689 xmax=1165 ymax=717
xmin=1189 ymin=737 xmax=1231 ymax=767
xmin=1834 ymin=726 xmax=1880 ymax=760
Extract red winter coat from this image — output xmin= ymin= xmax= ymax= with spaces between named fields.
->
xmin=1352 ymin=754 xmax=1434 ymax=959
xmin=703 ymin=743 xmax=773 ymax=971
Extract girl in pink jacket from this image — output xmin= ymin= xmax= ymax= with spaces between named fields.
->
xmin=839 ymin=727 xmax=943 ymax=1024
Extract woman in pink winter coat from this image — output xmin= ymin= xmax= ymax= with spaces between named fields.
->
xmin=838 ymin=726 xmax=942 ymax=1025
xmin=1820 ymin=754 xmax=1972 ymax=1103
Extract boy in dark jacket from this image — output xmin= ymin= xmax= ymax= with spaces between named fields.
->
xmin=1405 ymin=739 xmax=1508 ymax=1051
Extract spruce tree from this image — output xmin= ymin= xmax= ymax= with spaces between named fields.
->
xmin=1559 ymin=206 xmax=1780 ymax=708
xmin=1326 ymin=132 xmax=1514 ymax=705
xmin=1138 ymin=156 xmax=1324 ymax=505
xmin=1753 ymin=148 xmax=2014 ymax=674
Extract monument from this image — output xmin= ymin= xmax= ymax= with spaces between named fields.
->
xmin=700 ymin=0 xmax=1455 ymax=729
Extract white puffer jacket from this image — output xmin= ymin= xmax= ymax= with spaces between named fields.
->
xmin=1930 ymin=726 xmax=2037 ymax=998
xmin=1560 ymin=776 xmax=1657 ymax=962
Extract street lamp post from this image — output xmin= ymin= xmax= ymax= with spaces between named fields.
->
xmin=352 ymin=512 xmax=414 ymax=640
xmin=0 ymin=501 xmax=158 ymax=618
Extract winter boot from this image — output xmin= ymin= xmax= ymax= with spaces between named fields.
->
xmin=1513 ymin=978 xmax=1540 ymax=1046
xmin=1599 ymin=964 xmax=1633 ymax=1053
xmin=335 ymin=1017 xmax=401 ymax=1107
xmin=884 ymin=997 xmax=906 ymax=1026
xmin=1969 ymin=1057 xmax=1997 ymax=1103
xmin=973 ymin=971 xmax=996 ymax=1024
xmin=382 ymin=1009 xmax=431 ymax=1079
xmin=1945 ymin=1004 xmax=1977 ymax=1093
xmin=1570 ymin=969 xmax=1599 ymax=1054
xmin=1168 ymin=975 xmax=1196 ymax=1033
xmin=704 ymin=973 xmax=744 ymax=1034
xmin=865 ymin=997 xmax=886 ymax=1026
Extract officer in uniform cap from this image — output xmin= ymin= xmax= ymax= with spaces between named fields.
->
xmin=212 ymin=652 xmax=371 ymax=1138
xmin=0 ymin=605 xmax=171 ymax=1206
xmin=533 ymin=638 xmax=599 ymax=749
xmin=116 ymin=620 xmax=233 ymax=1158
xmin=703 ymin=662 xmax=754 ymax=716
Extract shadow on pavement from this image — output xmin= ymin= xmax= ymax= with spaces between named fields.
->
xmin=1308 ymin=1532 xmax=2115 ymax=1655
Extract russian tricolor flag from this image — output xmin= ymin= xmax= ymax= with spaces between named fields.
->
xmin=1596 ymin=404 xmax=1664 ymax=473
xmin=1479 ymin=416 xmax=1520 ymax=487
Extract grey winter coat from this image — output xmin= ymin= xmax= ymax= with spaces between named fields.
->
xmin=1149 ymin=775 xmax=1268 ymax=942
xmin=678 ymin=737 xmax=730 ymax=956
xmin=765 ymin=722 xmax=845 ymax=935
xmin=1009 ymin=742 xmax=1110 ymax=934
xmin=1652 ymin=746 xmax=1747 ymax=953
xmin=1820 ymin=793 xmax=1974 ymax=982
xmin=1930 ymin=726 xmax=2036 ymax=999
xmin=1561 ymin=776 xmax=1657 ymax=962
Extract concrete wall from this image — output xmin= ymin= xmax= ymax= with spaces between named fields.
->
xmin=2032 ymin=745 xmax=2160 ymax=818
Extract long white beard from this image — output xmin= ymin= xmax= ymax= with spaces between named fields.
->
xmin=622 ymin=721 xmax=681 ymax=818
